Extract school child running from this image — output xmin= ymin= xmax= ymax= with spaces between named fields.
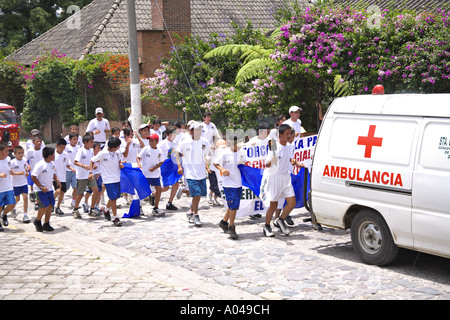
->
xmin=137 ymin=133 xmax=165 ymax=216
xmin=83 ymin=142 xmax=103 ymax=215
xmin=11 ymin=146 xmax=31 ymax=223
xmin=65 ymin=132 xmax=80 ymax=208
xmin=157 ymin=125 xmax=180 ymax=210
xmin=53 ymin=138 xmax=71 ymax=216
xmin=260 ymin=124 xmax=304 ymax=237
xmin=176 ymin=121 xmax=211 ymax=227
xmin=31 ymin=147 xmax=61 ymax=232
xmin=26 ymin=136 xmax=44 ymax=210
xmin=214 ymin=138 xmax=246 ymax=239
xmin=92 ymin=136 xmax=124 ymax=226
xmin=72 ymin=134 xmax=99 ymax=219
xmin=121 ymin=127 xmax=144 ymax=205
xmin=0 ymin=143 xmax=16 ymax=231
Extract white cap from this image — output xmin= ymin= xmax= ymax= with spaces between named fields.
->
xmin=189 ymin=121 xmax=202 ymax=130
xmin=95 ymin=107 xmax=103 ymax=114
xmin=139 ymin=123 xmax=150 ymax=130
xmin=289 ymin=105 xmax=302 ymax=113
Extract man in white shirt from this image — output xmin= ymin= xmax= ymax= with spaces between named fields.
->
xmin=86 ymin=108 xmax=110 ymax=146
xmin=283 ymin=106 xmax=303 ymax=140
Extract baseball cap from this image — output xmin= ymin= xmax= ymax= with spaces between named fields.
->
xmin=289 ymin=105 xmax=303 ymax=113
xmin=95 ymin=107 xmax=103 ymax=114
xmin=30 ymin=129 xmax=40 ymax=135
xmin=189 ymin=121 xmax=202 ymax=130
xmin=148 ymin=133 xmax=159 ymax=140
xmin=139 ymin=124 xmax=150 ymax=130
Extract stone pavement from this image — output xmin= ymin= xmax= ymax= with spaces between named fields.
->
xmin=1 ymin=189 xmax=450 ymax=301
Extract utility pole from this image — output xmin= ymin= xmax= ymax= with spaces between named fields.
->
xmin=126 ymin=0 xmax=142 ymax=132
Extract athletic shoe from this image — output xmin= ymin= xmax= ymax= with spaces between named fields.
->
xmin=193 ymin=215 xmax=202 ymax=227
xmin=263 ymin=224 xmax=275 ymax=237
xmin=34 ymin=219 xmax=43 ymax=232
xmin=101 ymin=206 xmax=111 ymax=221
xmin=72 ymin=208 xmax=82 ymax=219
xmin=89 ymin=208 xmax=102 ymax=217
xmin=113 ymin=218 xmax=122 ymax=226
xmin=22 ymin=214 xmax=30 ymax=224
xmin=249 ymin=214 xmax=262 ymax=220
xmin=152 ymin=208 xmax=165 ymax=217
xmin=43 ymin=222 xmax=54 ymax=231
xmin=11 ymin=209 xmax=17 ymax=218
xmin=34 ymin=202 xmax=39 ymax=211
xmin=219 ymin=220 xmax=229 ymax=233
xmin=55 ymin=207 xmax=64 ymax=216
xmin=176 ymin=187 xmax=183 ymax=199
xmin=227 ymin=225 xmax=238 ymax=239
xmin=275 ymin=217 xmax=291 ymax=235
xmin=82 ymin=202 xmax=89 ymax=213
xmin=213 ymin=198 xmax=222 ymax=206
xmin=285 ymin=215 xmax=294 ymax=227
xmin=165 ymin=203 xmax=178 ymax=210
xmin=207 ymin=194 xmax=213 ymax=204
xmin=1 ymin=214 xmax=8 ymax=227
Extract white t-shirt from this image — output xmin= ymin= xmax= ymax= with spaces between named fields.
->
xmin=11 ymin=158 xmax=28 ymax=187
xmin=26 ymin=148 xmax=43 ymax=169
xmin=265 ymin=141 xmax=295 ymax=175
xmin=120 ymin=138 xmax=141 ymax=164
xmin=54 ymin=151 xmax=70 ymax=182
xmin=157 ymin=138 xmax=177 ymax=161
xmin=214 ymin=148 xmax=246 ymax=188
xmin=138 ymin=146 xmax=164 ymax=178
xmin=25 ymin=140 xmax=45 ymax=158
xmin=86 ymin=118 xmax=110 ymax=142
xmin=0 ymin=157 xmax=13 ymax=192
xmin=283 ymin=118 xmax=302 ymax=139
xmin=74 ymin=147 xmax=93 ymax=179
xmin=31 ymin=160 xmax=56 ymax=192
xmin=65 ymin=144 xmax=80 ymax=172
xmin=176 ymin=136 xmax=211 ymax=180
xmin=201 ymin=122 xmax=218 ymax=145
xmin=91 ymin=148 xmax=121 ymax=184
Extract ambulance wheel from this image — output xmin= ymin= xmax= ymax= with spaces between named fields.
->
xmin=351 ymin=210 xmax=399 ymax=266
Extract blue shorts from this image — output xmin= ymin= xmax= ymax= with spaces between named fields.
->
xmin=66 ymin=171 xmax=77 ymax=189
xmin=0 ymin=190 xmax=15 ymax=207
xmin=187 ymin=178 xmax=207 ymax=197
xmin=104 ymin=182 xmax=121 ymax=201
xmin=147 ymin=177 xmax=161 ymax=187
xmin=223 ymin=187 xmax=242 ymax=210
xmin=13 ymin=185 xmax=28 ymax=197
xmin=36 ymin=191 xmax=55 ymax=208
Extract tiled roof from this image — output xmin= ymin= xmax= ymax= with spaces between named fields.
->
xmin=334 ymin=0 xmax=449 ymax=12
xmin=7 ymin=0 xmax=308 ymax=65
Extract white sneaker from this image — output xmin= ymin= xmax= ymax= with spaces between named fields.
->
xmin=22 ymin=214 xmax=30 ymax=224
xmin=176 ymin=187 xmax=183 ymax=199
xmin=152 ymin=208 xmax=165 ymax=217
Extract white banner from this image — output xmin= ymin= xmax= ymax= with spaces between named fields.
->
xmin=217 ymin=135 xmax=317 ymax=217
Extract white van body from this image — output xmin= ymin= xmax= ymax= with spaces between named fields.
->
xmin=310 ymin=93 xmax=450 ymax=265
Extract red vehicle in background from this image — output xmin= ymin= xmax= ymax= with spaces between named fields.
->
xmin=0 ymin=103 xmax=20 ymax=156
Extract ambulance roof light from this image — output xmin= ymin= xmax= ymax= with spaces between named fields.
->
xmin=372 ymin=85 xmax=384 ymax=95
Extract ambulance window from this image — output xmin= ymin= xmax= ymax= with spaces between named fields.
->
xmin=418 ymin=121 xmax=450 ymax=171
xmin=329 ymin=117 xmax=418 ymax=166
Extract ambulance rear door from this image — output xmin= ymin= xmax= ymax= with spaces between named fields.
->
xmin=412 ymin=118 xmax=450 ymax=257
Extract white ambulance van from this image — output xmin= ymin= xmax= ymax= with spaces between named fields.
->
xmin=309 ymin=92 xmax=450 ymax=266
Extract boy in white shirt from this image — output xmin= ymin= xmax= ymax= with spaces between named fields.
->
xmin=53 ymin=138 xmax=71 ymax=216
xmin=157 ymin=125 xmax=179 ymax=210
xmin=214 ymin=138 xmax=246 ymax=239
xmin=26 ymin=136 xmax=43 ymax=209
xmin=31 ymin=147 xmax=61 ymax=232
xmin=92 ymin=136 xmax=124 ymax=226
xmin=150 ymin=118 xmax=168 ymax=141
xmin=260 ymin=124 xmax=304 ymax=237
xmin=0 ymin=142 xmax=15 ymax=230
xmin=65 ymin=132 xmax=80 ymax=207
xmin=11 ymin=146 xmax=31 ymax=223
xmin=137 ymin=133 xmax=164 ymax=216
xmin=25 ymin=129 xmax=45 ymax=158
xmin=72 ymin=135 xmax=97 ymax=219
xmin=176 ymin=121 xmax=211 ymax=227
xmin=64 ymin=125 xmax=83 ymax=147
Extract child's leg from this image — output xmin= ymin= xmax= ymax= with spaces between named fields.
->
xmin=153 ymin=186 xmax=161 ymax=208
xmin=107 ymin=199 xmax=117 ymax=218
xmin=280 ymin=196 xmax=296 ymax=220
xmin=222 ymin=208 xmax=230 ymax=223
xmin=228 ymin=209 xmax=237 ymax=227
xmin=90 ymin=188 xmax=99 ymax=209
xmin=191 ymin=195 xmax=201 ymax=214
xmin=264 ymin=201 xmax=279 ymax=225
xmin=43 ymin=205 xmax=52 ymax=223
xmin=168 ymin=181 xmax=179 ymax=203
xmin=57 ymin=191 xmax=65 ymax=208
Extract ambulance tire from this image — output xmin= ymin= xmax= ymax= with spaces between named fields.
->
xmin=351 ymin=210 xmax=399 ymax=266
